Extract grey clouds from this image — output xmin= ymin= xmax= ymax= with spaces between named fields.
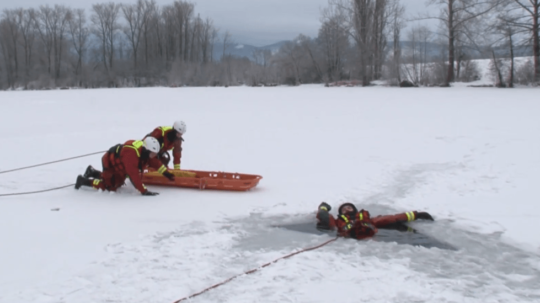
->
xmin=2 ymin=0 xmax=433 ymax=46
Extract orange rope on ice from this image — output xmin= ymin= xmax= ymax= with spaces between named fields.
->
xmin=172 ymin=236 xmax=339 ymax=303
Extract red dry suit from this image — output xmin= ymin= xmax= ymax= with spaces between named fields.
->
xmin=145 ymin=126 xmax=183 ymax=169
xmin=92 ymin=140 xmax=170 ymax=194
xmin=317 ymin=207 xmax=421 ymax=240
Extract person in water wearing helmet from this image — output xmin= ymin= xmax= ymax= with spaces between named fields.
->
xmin=143 ymin=120 xmax=186 ymax=170
xmin=75 ymin=137 xmax=175 ymax=196
xmin=316 ymin=202 xmax=434 ymax=240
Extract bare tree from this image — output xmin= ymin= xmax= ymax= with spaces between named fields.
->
xmin=33 ymin=5 xmax=70 ymax=81
xmin=352 ymin=0 xmax=373 ymax=85
xmin=280 ymin=40 xmax=305 ymax=85
xmin=91 ymin=2 xmax=120 ymax=73
xmin=221 ymin=30 xmax=233 ymax=59
xmin=403 ymin=26 xmax=433 ymax=84
xmin=19 ymin=9 xmax=36 ymax=86
xmin=1 ymin=9 xmax=22 ymax=85
xmin=298 ymin=35 xmax=323 ymax=82
xmin=388 ymin=0 xmax=406 ymax=84
xmin=487 ymin=6 xmax=519 ymax=87
xmin=221 ymin=30 xmax=235 ymax=85
xmin=175 ymin=1 xmax=194 ymax=62
xmin=503 ymin=0 xmax=540 ymax=83
xmin=68 ymin=8 xmax=89 ymax=86
xmin=0 ymin=18 xmax=18 ymax=88
xmin=427 ymin=0 xmax=504 ymax=85
xmin=122 ymin=0 xmax=146 ymax=71
xmin=251 ymin=48 xmax=272 ymax=84
xmin=506 ymin=23 xmax=516 ymax=87
xmin=53 ymin=6 xmax=70 ymax=80
xmin=319 ymin=5 xmax=349 ymax=82
xmin=140 ymin=0 xmax=157 ymax=69
xmin=490 ymin=49 xmax=506 ymax=87
xmin=34 ymin=6 xmax=54 ymax=77
xmin=327 ymin=0 xmax=395 ymax=85
xmin=197 ymin=18 xmax=214 ymax=64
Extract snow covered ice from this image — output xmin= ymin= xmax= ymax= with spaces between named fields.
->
xmin=1 ymin=85 xmax=539 ymax=302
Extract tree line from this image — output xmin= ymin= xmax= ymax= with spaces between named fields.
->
xmin=0 ymin=0 xmax=222 ymax=89
xmin=0 ymin=0 xmax=538 ymax=90
xmin=273 ymin=0 xmax=539 ymax=87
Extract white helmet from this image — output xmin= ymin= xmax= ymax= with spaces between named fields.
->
xmin=173 ymin=120 xmax=187 ymax=135
xmin=143 ymin=136 xmax=160 ymax=153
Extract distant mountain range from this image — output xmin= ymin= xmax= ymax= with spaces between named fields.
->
xmin=397 ymin=41 xmax=533 ymax=59
xmin=215 ymin=40 xmax=534 ymax=62
xmin=212 ymin=41 xmax=288 ymax=61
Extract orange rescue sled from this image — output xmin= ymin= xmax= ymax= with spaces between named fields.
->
xmin=142 ymin=169 xmax=263 ymax=191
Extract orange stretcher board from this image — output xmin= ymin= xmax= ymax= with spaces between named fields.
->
xmin=142 ymin=169 xmax=263 ymax=191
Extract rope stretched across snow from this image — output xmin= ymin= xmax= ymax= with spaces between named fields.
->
xmin=0 ymin=151 xmax=105 ymax=174
xmin=0 ymin=184 xmax=75 ymax=197
xmin=0 ymin=151 xmax=104 ymax=197
xmin=172 ymin=237 xmax=339 ymax=303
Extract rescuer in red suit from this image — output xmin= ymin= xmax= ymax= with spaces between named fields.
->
xmin=144 ymin=120 xmax=186 ymax=170
xmin=316 ymin=202 xmax=434 ymax=239
xmin=75 ymin=137 xmax=175 ymax=196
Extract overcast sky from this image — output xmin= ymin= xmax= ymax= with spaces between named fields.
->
xmin=1 ymin=0 xmax=436 ymax=46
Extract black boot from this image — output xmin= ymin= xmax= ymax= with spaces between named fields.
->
xmin=75 ymin=175 xmax=93 ymax=190
xmin=84 ymin=165 xmax=102 ymax=179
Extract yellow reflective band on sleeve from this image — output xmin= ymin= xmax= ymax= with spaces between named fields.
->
xmin=406 ymin=211 xmax=415 ymax=221
xmin=320 ymin=206 xmax=328 ymax=211
xmin=174 ymin=164 xmax=180 ymax=170
xmin=158 ymin=165 xmax=167 ymax=174
xmin=358 ymin=213 xmax=364 ymax=221
xmin=93 ymin=180 xmax=101 ymax=186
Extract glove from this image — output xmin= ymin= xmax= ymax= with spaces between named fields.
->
xmin=142 ymin=190 xmax=159 ymax=196
xmin=318 ymin=202 xmax=331 ymax=212
xmin=163 ymin=171 xmax=175 ymax=181
xmin=159 ymin=152 xmax=171 ymax=167
xmin=317 ymin=208 xmax=330 ymax=226
xmin=416 ymin=212 xmax=434 ymax=221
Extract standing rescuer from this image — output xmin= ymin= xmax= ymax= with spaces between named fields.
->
xmin=144 ymin=120 xmax=186 ymax=170
xmin=75 ymin=137 xmax=175 ymax=196
xmin=316 ymin=202 xmax=434 ymax=240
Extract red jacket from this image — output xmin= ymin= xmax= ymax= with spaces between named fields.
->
xmin=334 ymin=210 xmax=378 ymax=239
xmin=146 ymin=126 xmax=183 ymax=169
xmin=317 ymin=209 xmax=421 ymax=240
xmin=104 ymin=140 xmax=167 ymax=193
